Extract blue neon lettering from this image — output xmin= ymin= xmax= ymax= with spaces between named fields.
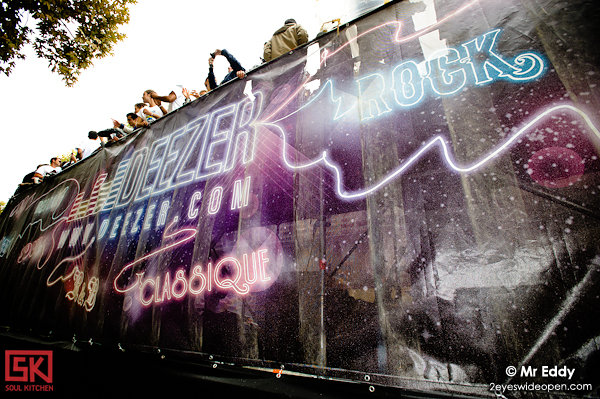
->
xmin=461 ymin=29 xmax=545 ymax=85
xmin=156 ymin=126 xmax=187 ymax=192
xmin=130 ymin=208 xmax=144 ymax=234
xmin=391 ymin=60 xmax=424 ymax=107
xmin=223 ymin=92 xmax=262 ymax=172
xmin=426 ymin=47 xmax=466 ymax=96
xmin=98 ymin=219 xmax=110 ymax=239
xmin=319 ymin=29 xmax=546 ymax=122
xmin=99 ymin=95 xmax=263 ymax=212
xmin=101 ymin=159 xmax=130 ymax=211
xmin=357 ymin=74 xmax=392 ymax=120
xmin=156 ymin=200 xmax=170 ymax=228
xmin=116 ymin=148 xmax=147 ymax=208
xmin=136 ymin=136 xmax=169 ymax=201
xmin=109 ymin=216 xmax=122 ymax=239
xmin=174 ymin=115 xmax=209 ymax=185
xmin=202 ymin=104 xmax=238 ymax=178
xmin=121 ymin=212 xmax=132 ymax=237
xmin=143 ymin=204 xmax=156 ymax=231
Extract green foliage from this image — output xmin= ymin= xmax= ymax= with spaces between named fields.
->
xmin=1 ymin=0 xmax=137 ymax=86
xmin=60 ymin=151 xmax=74 ymax=164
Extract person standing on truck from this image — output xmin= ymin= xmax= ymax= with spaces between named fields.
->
xmin=263 ymin=18 xmax=309 ymax=62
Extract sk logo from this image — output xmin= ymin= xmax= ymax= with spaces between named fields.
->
xmin=5 ymin=350 xmax=53 ymax=383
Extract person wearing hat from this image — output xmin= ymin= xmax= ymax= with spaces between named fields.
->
xmin=263 ymin=18 xmax=309 ymax=62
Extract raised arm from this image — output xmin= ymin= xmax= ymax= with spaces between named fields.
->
xmin=206 ymin=57 xmax=218 ymax=91
xmin=220 ymin=49 xmax=245 ymax=72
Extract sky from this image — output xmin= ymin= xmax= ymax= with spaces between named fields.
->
xmin=0 ymin=0 xmax=385 ymax=204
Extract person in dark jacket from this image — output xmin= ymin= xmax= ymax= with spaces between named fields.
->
xmin=263 ymin=19 xmax=309 ymax=62
xmin=205 ymin=49 xmax=246 ymax=91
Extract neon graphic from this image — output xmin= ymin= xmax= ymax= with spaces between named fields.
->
xmin=207 ymin=186 xmax=224 ymax=215
xmin=135 ymin=135 xmax=170 ymax=202
xmin=46 ymin=237 xmax=95 ymax=287
xmin=101 ymin=159 xmax=130 ymax=211
xmin=426 ymin=47 xmax=466 ymax=96
xmin=461 ymin=29 xmax=545 ymax=85
xmin=261 ymin=104 xmax=600 ymax=200
xmin=87 ymin=1 xmax=487 ymax=214
xmin=9 ymin=179 xmax=80 ymax=242
xmin=143 ymin=203 xmax=156 ymax=231
xmin=156 ymin=200 xmax=170 ymax=227
xmin=273 ymin=29 xmax=546 ymax=123
xmin=8 ymin=188 xmax=101 ymax=312
xmin=8 ymin=193 xmax=36 ymax=219
xmin=129 ymin=208 xmax=144 ymax=234
xmin=357 ymin=74 xmax=392 ymax=120
xmin=187 ymin=191 xmax=202 ymax=219
xmin=113 ymin=220 xmax=198 ymax=294
xmin=117 ymin=148 xmax=148 ymax=207
xmin=65 ymin=266 xmax=84 ymax=301
xmin=391 ymin=61 xmax=425 ymax=108
xmin=109 ymin=215 xmax=122 ymax=239
xmin=136 ymin=249 xmax=272 ymax=306
xmin=84 ymin=277 xmax=99 ymax=311
xmin=230 ymin=176 xmax=251 ymax=210
xmin=101 ymin=94 xmax=263 ymax=211
xmin=263 ymin=0 xmax=480 ymax=122
xmin=1 ymin=0 xmax=597 ymax=324
xmin=69 ymin=176 xmax=254 ymax=245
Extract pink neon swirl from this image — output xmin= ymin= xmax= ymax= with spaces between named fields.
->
xmin=262 ymin=0 xmax=479 ymax=122
xmin=14 ymin=178 xmax=81 ymax=240
xmin=113 ymin=221 xmax=198 ymax=293
xmin=46 ymin=238 xmax=95 ymax=287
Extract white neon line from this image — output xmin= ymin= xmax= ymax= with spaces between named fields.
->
xmin=260 ymin=104 xmax=600 ymax=201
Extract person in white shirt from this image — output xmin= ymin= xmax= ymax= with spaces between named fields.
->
xmin=133 ymin=102 xmax=159 ymax=124
xmin=112 ymin=113 xmax=149 ymax=134
xmin=77 ymin=131 xmax=102 ymax=160
xmin=33 ymin=157 xmax=62 ymax=184
xmin=140 ymin=90 xmax=166 ymax=122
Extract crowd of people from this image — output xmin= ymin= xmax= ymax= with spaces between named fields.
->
xmin=18 ymin=19 xmax=310 ymax=192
